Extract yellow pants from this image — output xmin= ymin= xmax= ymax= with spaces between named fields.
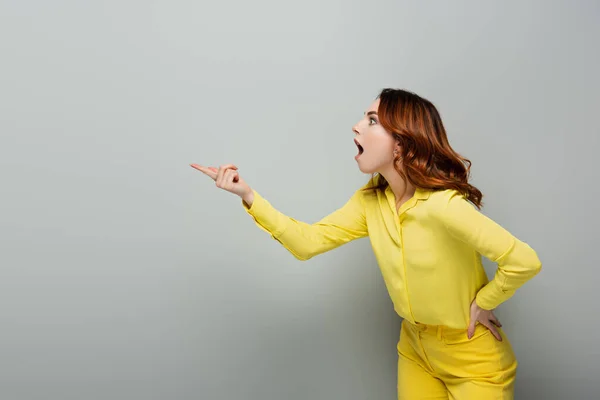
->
xmin=397 ymin=319 xmax=518 ymax=399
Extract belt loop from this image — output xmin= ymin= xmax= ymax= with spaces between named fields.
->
xmin=437 ymin=326 xmax=443 ymax=341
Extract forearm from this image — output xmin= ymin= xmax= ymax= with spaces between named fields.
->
xmin=475 ymin=239 xmax=542 ymax=310
xmin=268 ymin=219 xmax=362 ymax=260
xmin=242 ymin=189 xmax=367 ymax=260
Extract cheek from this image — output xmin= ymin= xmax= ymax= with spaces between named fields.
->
xmin=370 ymin=130 xmax=395 ymax=151
xmin=370 ymin=139 xmax=395 ymax=160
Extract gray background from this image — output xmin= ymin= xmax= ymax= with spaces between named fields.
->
xmin=1 ymin=1 xmax=598 ymax=399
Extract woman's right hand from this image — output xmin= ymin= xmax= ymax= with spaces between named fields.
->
xmin=190 ymin=163 xmax=254 ymax=205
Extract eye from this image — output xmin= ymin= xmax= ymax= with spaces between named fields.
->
xmin=369 ymin=117 xmax=377 ymax=125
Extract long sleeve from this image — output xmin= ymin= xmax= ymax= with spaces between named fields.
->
xmin=437 ymin=191 xmax=542 ymax=310
xmin=242 ymin=188 xmax=368 ymax=261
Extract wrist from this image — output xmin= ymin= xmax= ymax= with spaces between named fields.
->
xmin=474 ymin=295 xmax=492 ymax=311
xmin=241 ymin=189 xmax=254 ymax=206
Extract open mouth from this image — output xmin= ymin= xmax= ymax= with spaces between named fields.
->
xmin=354 ymin=138 xmax=364 ymax=158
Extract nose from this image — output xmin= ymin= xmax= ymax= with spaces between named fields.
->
xmin=352 ymin=123 xmax=359 ymax=135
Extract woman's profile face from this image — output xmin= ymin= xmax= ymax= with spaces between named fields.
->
xmin=352 ymin=98 xmax=398 ymax=174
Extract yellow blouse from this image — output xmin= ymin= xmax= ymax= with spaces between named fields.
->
xmin=242 ymin=179 xmax=542 ymax=329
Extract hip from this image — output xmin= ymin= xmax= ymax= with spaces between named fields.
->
xmin=398 ymin=319 xmax=518 ymax=378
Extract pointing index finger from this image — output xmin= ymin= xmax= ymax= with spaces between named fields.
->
xmin=190 ymin=164 xmax=218 ymax=180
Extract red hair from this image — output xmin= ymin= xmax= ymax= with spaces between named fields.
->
xmin=367 ymin=88 xmax=483 ymax=209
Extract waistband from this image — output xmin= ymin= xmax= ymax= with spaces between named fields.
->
xmin=402 ymin=319 xmax=487 ymax=341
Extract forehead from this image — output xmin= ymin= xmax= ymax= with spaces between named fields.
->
xmin=365 ymin=98 xmax=380 ymax=114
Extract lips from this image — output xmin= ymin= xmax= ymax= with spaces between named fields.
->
xmin=354 ymin=138 xmax=364 ymax=157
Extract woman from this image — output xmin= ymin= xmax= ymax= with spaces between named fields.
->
xmin=191 ymin=88 xmax=542 ymax=399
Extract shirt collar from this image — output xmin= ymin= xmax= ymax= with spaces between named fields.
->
xmin=384 ymin=185 xmax=431 ymax=201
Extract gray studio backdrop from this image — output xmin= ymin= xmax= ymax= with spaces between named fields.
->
xmin=1 ymin=1 xmax=598 ymax=399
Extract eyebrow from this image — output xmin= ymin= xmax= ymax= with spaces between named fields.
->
xmin=364 ymin=111 xmax=378 ymax=116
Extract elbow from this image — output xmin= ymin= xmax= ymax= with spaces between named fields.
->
xmin=532 ymin=259 xmax=542 ymax=276
xmin=281 ymin=238 xmax=329 ymax=261
xmin=293 ymin=254 xmax=311 ymax=261
xmin=287 ymin=247 xmax=316 ymax=261
xmin=527 ymin=250 xmax=542 ymax=277
xmin=293 ymin=250 xmax=318 ymax=261
xmin=271 ymin=236 xmax=315 ymax=261
xmin=532 ymin=248 xmax=542 ymax=275
xmin=523 ymin=244 xmax=542 ymax=277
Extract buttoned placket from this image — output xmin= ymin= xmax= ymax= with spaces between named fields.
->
xmin=389 ymin=188 xmax=420 ymax=324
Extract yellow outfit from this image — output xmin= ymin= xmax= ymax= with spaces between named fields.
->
xmin=242 ymin=178 xmax=541 ymax=399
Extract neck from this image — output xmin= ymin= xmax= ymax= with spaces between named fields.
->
xmin=379 ymin=167 xmax=416 ymax=209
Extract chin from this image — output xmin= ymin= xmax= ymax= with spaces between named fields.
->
xmin=356 ymin=160 xmax=376 ymax=174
